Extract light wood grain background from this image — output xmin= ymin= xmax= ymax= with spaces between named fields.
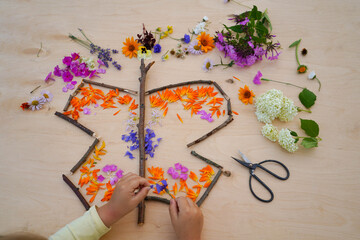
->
xmin=0 ymin=0 xmax=359 ymax=239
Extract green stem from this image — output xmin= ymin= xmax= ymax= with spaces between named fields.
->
xmin=295 ymin=136 xmax=322 ymax=141
xmin=295 ymin=43 xmax=301 ymax=66
xmin=231 ymin=0 xmax=251 ymax=9
xmin=261 ymin=78 xmax=305 ymax=89
xmin=297 ymin=107 xmax=312 ymax=113
xmin=78 ymin=28 xmax=94 ymax=45
xmin=315 ymin=77 xmax=321 ymax=91
xmin=168 ymin=36 xmax=182 ymax=41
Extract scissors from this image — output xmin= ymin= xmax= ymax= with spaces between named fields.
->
xmin=231 ymin=151 xmax=290 ymax=203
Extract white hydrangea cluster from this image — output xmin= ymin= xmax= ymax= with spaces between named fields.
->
xmin=255 ymin=89 xmax=298 ymax=123
xmin=278 ymin=128 xmax=298 ymax=153
xmin=261 ymin=124 xmax=279 ymax=142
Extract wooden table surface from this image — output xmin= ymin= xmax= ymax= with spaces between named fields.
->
xmin=1 ymin=0 xmax=359 ymax=239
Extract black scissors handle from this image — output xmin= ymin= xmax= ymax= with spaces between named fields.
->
xmin=249 ymin=160 xmax=290 ymax=203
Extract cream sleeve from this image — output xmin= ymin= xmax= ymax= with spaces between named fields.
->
xmin=49 ymin=206 xmax=110 ymax=240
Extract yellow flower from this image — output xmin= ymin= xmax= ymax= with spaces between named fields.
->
xmin=238 ymin=85 xmax=255 ymax=105
xmin=137 ymin=46 xmax=152 ymax=60
xmin=122 ymin=37 xmax=140 ymax=59
xmin=167 ymin=26 xmax=173 ymax=34
xmin=160 ymin=31 xmax=169 ymax=39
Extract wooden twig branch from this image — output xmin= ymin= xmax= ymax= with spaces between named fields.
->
xmin=62 ymin=174 xmax=90 ymax=210
xmin=196 ymin=169 xmax=222 ymax=207
xmin=63 ymin=81 xmax=85 ymax=111
xmin=82 ymin=79 xmax=138 ymax=95
xmin=191 ymin=151 xmax=231 ymax=177
xmin=70 ymin=138 xmax=100 ymax=174
xmin=145 ymin=80 xmax=213 ymax=95
xmin=187 ymin=115 xmax=234 ymax=147
xmin=55 ymin=111 xmax=96 ymax=137
xmin=137 ymin=59 xmax=155 ymax=225
xmin=212 ymin=82 xmax=230 ymax=101
xmin=145 ymin=196 xmax=170 ymax=204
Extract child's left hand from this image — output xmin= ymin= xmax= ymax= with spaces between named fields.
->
xmin=97 ymin=172 xmax=151 ymax=227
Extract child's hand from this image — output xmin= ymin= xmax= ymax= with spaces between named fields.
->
xmin=97 ymin=173 xmax=151 ymax=227
xmin=169 ymin=197 xmax=204 ymax=240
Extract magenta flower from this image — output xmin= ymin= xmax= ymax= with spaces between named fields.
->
xmin=197 ymin=110 xmax=214 ymax=122
xmin=97 ymin=175 xmax=105 ymax=182
xmin=98 ymin=59 xmax=105 ymax=68
xmin=116 ymin=169 xmax=124 ymax=178
xmin=174 ymin=163 xmax=182 ymax=171
xmin=71 ymin=80 xmax=77 ymax=85
xmin=66 ymin=83 xmax=75 ymax=90
xmin=239 ymin=17 xmax=249 ymax=25
xmin=167 ymin=167 xmax=180 ymax=179
xmin=62 ymin=56 xmax=72 ymax=66
xmin=53 ymin=65 xmax=62 ymax=77
xmin=62 ymin=70 xmax=74 ymax=82
xmin=253 ymin=71 xmax=263 ymax=85
xmin=110 ymin=177 xmax=118 ymax=185
xmin=62 ymin=86 xmax=68 ymax=93
xmin=71 ymin=52 xmax=80 ymax=60
xmin=180 ymin=166 xmax=189 ymax=173
xmin=180 ymin=173 xmax=188 ymax=181
xmin=103 ymin=164 xmax=117 ymax=173
xmin=97 ymin=68 xmax=106 ymax=74
xmin=83 ymin=107 xmax=91 ymax=115
xmin=248 ymin=41 xmax=254 ymax=49
xmin=44 ymin=72 xmax=55 ymax=83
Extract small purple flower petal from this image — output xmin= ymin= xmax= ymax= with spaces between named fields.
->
xmin=239 ymin=17 xmax=249 ymax=25
xmin=248 ymin=41 xmax=254 ymax=49
xmin=180 ymin=173 xmax=188 ymax=181
xmin=110 ymin=176 xmax=118 ymax=185
xmin=54 ymin=65 xmax=62 ymax=77
xmin=97 ymin=68 xmax=106 ymax=74
xmin=174 ymin=163 xmax=182 ymax=171
xmin=62 ymin=56 xmax=72 ymax=66
xmin=125 ymin=151 xmax=135 ymax=159
xmin=62 ymin=86 xmax=68 ymax=92
xmin=109 ymin=165 xmax=117 ymax=172
xmin=97 ymin=175 xmax=105 ymax=182
xmin=181 ymin=166 xmax=189 ymax=173
xmin=116 ymin=169 xmax=124 ymax=179
xmin=71 ymin=81 xmax=77 ymax=85
xmin=102 ymin=165 xmax=111 ymax=173
xmin=94 ymin=104 xmax=99 ymax=108
xmin=83 ymin=107 xmax=91 ymax=115
xmin=44 ymin=72 xmax=55 ymax=83
xmin=253 ymin=71 xmax=263 ymax=85
xmin=66 ymin=83 xmax=75 ymax=90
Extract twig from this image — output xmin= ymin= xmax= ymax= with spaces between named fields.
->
xmin=137 ymin=59 xmax=155 ymax=225
xmin=187 ymin=115 xmax=234 ymax=147
xmin=55 ymin=111 xmax=96 ymax=137
xmin=37 ymin=42 xmax=42 ymax=57
xmin=62 ymin=174 xmax=90 ymax=210
xmin=212 ymin=81 xmax=230 ymax=101
xmin=82 ymin=79 xmax=138 ymax=95
xmin=70 ymin=138 xmax=100 ymax=174
xmin=227 ymin=100 xmax=232 ymax=116
xmin=63 ymin=82 xmax=85 ymax=111
xmin=145 ymin=196 xmax=170 ymax=204
xmin=145 ymin=80 xmax=213 ymax=95
xmin=30 ymin=85 xmax=41 ymax=94
xmin=191 ymin=151 xmax=231 ymax=177
xmin=196 ymin=169 xmax=222 ymax=207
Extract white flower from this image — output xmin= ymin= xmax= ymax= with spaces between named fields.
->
xmin=308 ymin=71 xmax=316 ymax=80
xmin=255 ymin=89 xmax=283 ymax=123
xmin=261 ymin=124 xmax=279 ymax=142
xmin=193 ymin=22 xmax=206 ymax=35
xmin=278 ymin=97 xmax=298 ymax=122
xmin=188 ymin=41 xmax=203 ymax=55
xmin=28 ymin=96 xmax=46 ymax=111
xmin=278 ymin=128 xmax=298 ymax=153
xmin=125 ymin=112 xmax=139 ymax=131
xmin=81 ymin=57 xmax=96 ymax=70
xmin=203 ymin=16 xmax=209 ymax=22
xmin=202 ymin=58 xmax=214 ymax=72
xmin=147 ymin=109 xmax=163 ymax=128
xmin=40 ymin=90 xmax=53 ymax=103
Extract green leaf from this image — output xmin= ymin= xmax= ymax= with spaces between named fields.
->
xmin=301 ymin=137 xmax=318 ymax=148
xmin=290 ymin=130 xmax=299 ymax=143
xmin=300 ymin=119 xmax=319 ymax=137
xmin=289 ymin=39 xmax=301 ymax=48
xmin=229 ymin=25 xmax=244 ymax=33
xmin=299 ymin=88 xmax=317 ymax=108
xmin=255 ymin=21 xmax=268 ymax=38
xmin=223 ymin=24 xmax=231 ymax=32
xmin=263 ymin=10 xmax=272 ymax=32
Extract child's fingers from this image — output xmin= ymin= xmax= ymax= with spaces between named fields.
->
xmin=169 ymin=198 xmax=179 ymax=222
xmin=133 ymin=186 xmax=150 ymax=202
xmin=176 ymin=197 xmax=190 ymax=212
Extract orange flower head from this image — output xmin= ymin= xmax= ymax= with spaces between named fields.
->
xmin=122 ymin=37 xmax=140 ymax=59
xmin=196 ymin=32 xmax=215 ymax=53
xmin=238 ymin=85 xmax=255 ymax=105
xmin=147 ymin=166 xmax=164 ymax=180
xmin=297 ymin=65 xmax=307 ymax=74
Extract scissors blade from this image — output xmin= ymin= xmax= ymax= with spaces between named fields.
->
xmin=231 ymin=157 xmax=251 ymax=168
xmin=238 ymin=150 xmax=251 ymax=164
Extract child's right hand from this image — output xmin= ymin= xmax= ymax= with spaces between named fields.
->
xmin=169 ymin=197 xmax=204 ymax=240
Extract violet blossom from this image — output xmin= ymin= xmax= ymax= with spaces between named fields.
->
xmin=44 ymin=72 xmax=55 ymax=83
xmin=253 ymin=71 xmax=263 ymax=85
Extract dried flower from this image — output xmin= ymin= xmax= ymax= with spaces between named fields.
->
xmin=28 ymin=96 xmax=46 ymax=111
xmin=238 ymin=85 xmax=255 ymax=105
xmin=137 ymin=24 xmax=156 ymax=50
xmin=278 ymin=128 xmax=298 ymax=153
xmin=253 ymin=71 xmax=263 ymax=85
xmin=202 ymin=58 xmax=214 ymax=72
xmin=20 ymin=102 xmax=30 ymax=110
xmin=301 ymin=48 xmax=308 ymax=56
xmin=261 ymin=124 xmax=279 ymax=142
xmin=122 ymin=37 xmax=140 ymax=59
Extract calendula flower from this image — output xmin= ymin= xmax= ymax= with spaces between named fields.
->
xmin=202 ymin=58 xmax=214 ymax=72
xmin=28 ymin=96 xmax=46 ymax=111
xmin=188 ymin=41 xmax=203 ymax=55
xmin=255 ymin=89 xmax=283 ymax=123
xmin=297 ymin=65 xmax=307 ymax=74
xmin=40 ymin=90 xmax=53 ymax=102
xmin=122 ymin=37 xmax=140 ymax=59
xmin=197 ymin=32 xmax=215 ymax=53
xmin=253 ymin=71 xmax=263 ymax=85
xmin=278 ymin=97 xmax=298 ymax=122
xmin=278 ymin=128 xmax=298 ymax=153
xmin=238 ymin=85 xmax=255 ymax=105
xmin=137 ymin=46 xmax=152 ymax=60
xmin=261 ymin=124 xmax=279 ymax=142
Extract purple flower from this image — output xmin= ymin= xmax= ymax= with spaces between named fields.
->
xmin=103 ymin=164 xmax=117 ymax=173
xmin=153 ymin=44 xmax=162 ymax=53
xmin=155 ymin=180 xmax=168 ymax=193
xmin=197 ymin=110 xmax=213 ymax=122
xmin=174 ymin=163 xmax=182 ymax=171
xmin=83 ymin=107 xmax=91 ymax=115
xmin=44 ymin=72 xmax=55 ymax=83
xmin=97 ymin=68 xmax=106 ymax=74
xmin=110 ymin=177 xmax=118 ymax=185
xmin=62 ymin=56 xmax=72 ymax=66
xmin=181 ymin=166 xmax=189 ymax=173
xmin=248 ymin=41 xmax=254 ymax=49
xmin=62 ymin=87 xmax=68 ymax=92
xmin=71 ymin=52 xmax=80 ymax=60
xmin=71 ymin=80 xmax=77 ymax=85
xmin=62 ymin=70 xmax=73 ymax=82
xmin=125 ymin=151 xmax=135 ymax=159
xmin=116 ymin=169 xmax=124 ymax=178
xmin=253 ymin=71 xmax=263 ymax=85
xmin=183 ymin=34 xmax=191 ymax=44
xmin=97 ymin=175 xmax=105 ymax=182
xmin=66 ymin=83 xmax=75 ymax=90
xmin=53 ymin=65 xmax=62 ymax=77
xmin=239 ymin=17 xmax=249 ymax=25
xmin=180 ymin=173 xmax=188 ymax=181
xmin=217 ymin=33 xmax=224 ymax=43
xmin=98 ymin=59 xmax=105 ymax=68
xmin=94 ymin=104 xmax=99 ymax=108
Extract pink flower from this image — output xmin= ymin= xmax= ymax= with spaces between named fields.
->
xmin=53 ymin=65 xmax=62 ymax=77
xmin=174 ymin=163 xmax=182 ymax=171
xmin=62 ymin=86 xmax=68 ymax=92
xmin=180 ymin=173 xmax=188 ymax=181
xmin=83 ymin=107 xmax=91 ymax=115
xmin=44 ymin=72 xmax=55 ymax=83
xmin=248 ymin=41 xmax=254 ymax=49
xmin=71 ymin=52 xmax=80 ymax=61
xmin=253 ymin=71 xmax=263 ymax=85
xmin=62 ymin=56 xmax=72 ymax=66
xmin=97 ymin=175 xmax=105 ymax=182
xmin=116 ymin=170 xmax=124 ymax=178
xmin=66 ymin=83 xmax=75 ymax=90
xmin=180 ymin=166 xmax=188 ymax=173
xmin=97 ymin=68 xmax=106 ymax=74
xmin=62 ymin=70 xmax=73 ymax=82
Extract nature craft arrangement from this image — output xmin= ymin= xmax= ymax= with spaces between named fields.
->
xmin=21 ymin=4 xmax=322 ymax=224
